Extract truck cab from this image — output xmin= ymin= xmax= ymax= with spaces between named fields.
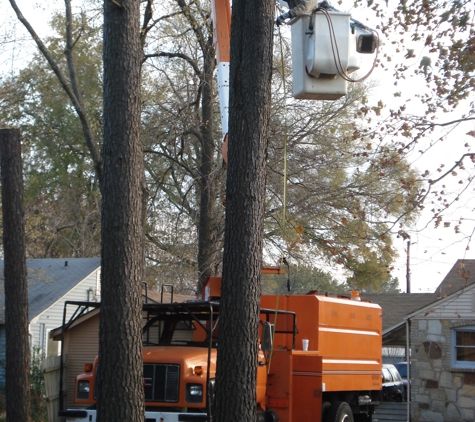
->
xmin=62 ymin=300 xmax=285 ymax=421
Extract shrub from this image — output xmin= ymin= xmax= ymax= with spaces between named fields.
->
xmin=30 ymin=348 xmax=47 ymax=422
xmin=0 ymin=347 xmax=48 ymax=421
xmin=0 ymin=390 xmax=5 ymax=415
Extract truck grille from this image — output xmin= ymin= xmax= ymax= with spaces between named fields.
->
xmin=143 ymin=364 xmax=180 ymax=402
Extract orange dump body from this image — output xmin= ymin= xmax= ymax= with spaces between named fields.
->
xmin=260 ymin=294 xmax=382 ymax=393
xmin=266 ymin=349 xmax=323 ymax=422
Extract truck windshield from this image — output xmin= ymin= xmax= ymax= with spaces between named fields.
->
xmin=142 ymin=301 xmax=219 ymax=347
xmin=141 ymin=301 xmax=297 ymax=349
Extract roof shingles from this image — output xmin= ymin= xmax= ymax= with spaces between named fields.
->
xmin=0 ymin=258 xmax=100 ymax=323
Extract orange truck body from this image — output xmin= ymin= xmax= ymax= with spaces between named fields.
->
xmin=62 ymin=275 xmax=382 ymax=422
xmin=262 ymin=293 xmax=382 ymax=392
xmin=261 ymin=293 xmax=382 ymax=422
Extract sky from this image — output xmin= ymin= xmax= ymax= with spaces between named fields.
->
xmin=341 ymin=0 xmax=475 ymax=293
xmin=2 ymin=0 xmax=475 ymax=294
xmin=0 ymin=1 xmax=60 ymax=73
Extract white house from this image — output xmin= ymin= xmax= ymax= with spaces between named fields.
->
xmin=0 ymin=258 xmax=101 ymax=388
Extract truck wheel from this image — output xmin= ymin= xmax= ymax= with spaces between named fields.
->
xmin=326 ymin=401 xmax=354 ymax=422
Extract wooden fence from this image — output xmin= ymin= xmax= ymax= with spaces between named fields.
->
xmin=42 ymin=355 xmax=67 ymax=422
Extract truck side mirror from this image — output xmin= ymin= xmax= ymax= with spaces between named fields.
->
xmin=261 ymin=322 xmax=274 ymax=352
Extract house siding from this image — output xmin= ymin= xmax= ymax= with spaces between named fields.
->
xmin=64 ymin=313 xmax=100 ymax=409
xmin=415 ymin=291 xmax=475 ymax=320
xmin=409 ymin=286 xmax=475 ymax=422
xmin=30 ymin=269 xmax=100 ymax=357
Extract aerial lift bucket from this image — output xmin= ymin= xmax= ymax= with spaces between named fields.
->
xmin=290 ymin=11 xmax=360 ymax=100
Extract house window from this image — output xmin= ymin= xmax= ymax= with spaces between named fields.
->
xmin=39 ymin=323 xmax=46 ymax=351
xmin=452 ymin=326 xmax=475 ymax=369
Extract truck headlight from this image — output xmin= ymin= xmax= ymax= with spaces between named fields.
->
xmin=77 ymin=381 xmax=90 ymax=400
xmin=186 ymin=384 xmax=203 ymax=403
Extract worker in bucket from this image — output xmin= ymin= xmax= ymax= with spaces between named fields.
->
xmin=275 ymin=0 xmax=320 ymax=25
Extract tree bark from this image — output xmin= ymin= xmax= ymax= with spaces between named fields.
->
xmin=97 ymin=0 xmax=145 ymax=420
xmin=0 ymin=128 xmax=30 ymax=422
xmin=213 ymin=0 xmax=275 ymax=420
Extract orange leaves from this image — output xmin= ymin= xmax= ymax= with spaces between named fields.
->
xmin=286 ymin=224 xmax=304 ymax=252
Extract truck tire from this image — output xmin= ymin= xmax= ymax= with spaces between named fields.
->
xmin=326 ymin=401 xmax=354 ymax=422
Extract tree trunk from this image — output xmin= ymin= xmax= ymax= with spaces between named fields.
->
xmin=97 ymin=0 xmax=145 ymax=420
xmin=198 ymin=35 xmax=218 ymax=289
xmin=213 ymin=0 xmax=275 ymax=420
xmin=0 ymin=128 xmax=30 ymax=422
xmin=175 ymin=0 xmax=220 ymax=290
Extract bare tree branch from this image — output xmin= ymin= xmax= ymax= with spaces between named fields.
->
xmin=8 ymin=0 xmax=102 ymax=186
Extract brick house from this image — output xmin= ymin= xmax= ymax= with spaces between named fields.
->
xmin=404 ymin=260 xmax=475 ymax=422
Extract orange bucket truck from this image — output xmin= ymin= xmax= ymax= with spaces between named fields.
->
xmin=59 ymin=277 xmax=382 ymax=422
